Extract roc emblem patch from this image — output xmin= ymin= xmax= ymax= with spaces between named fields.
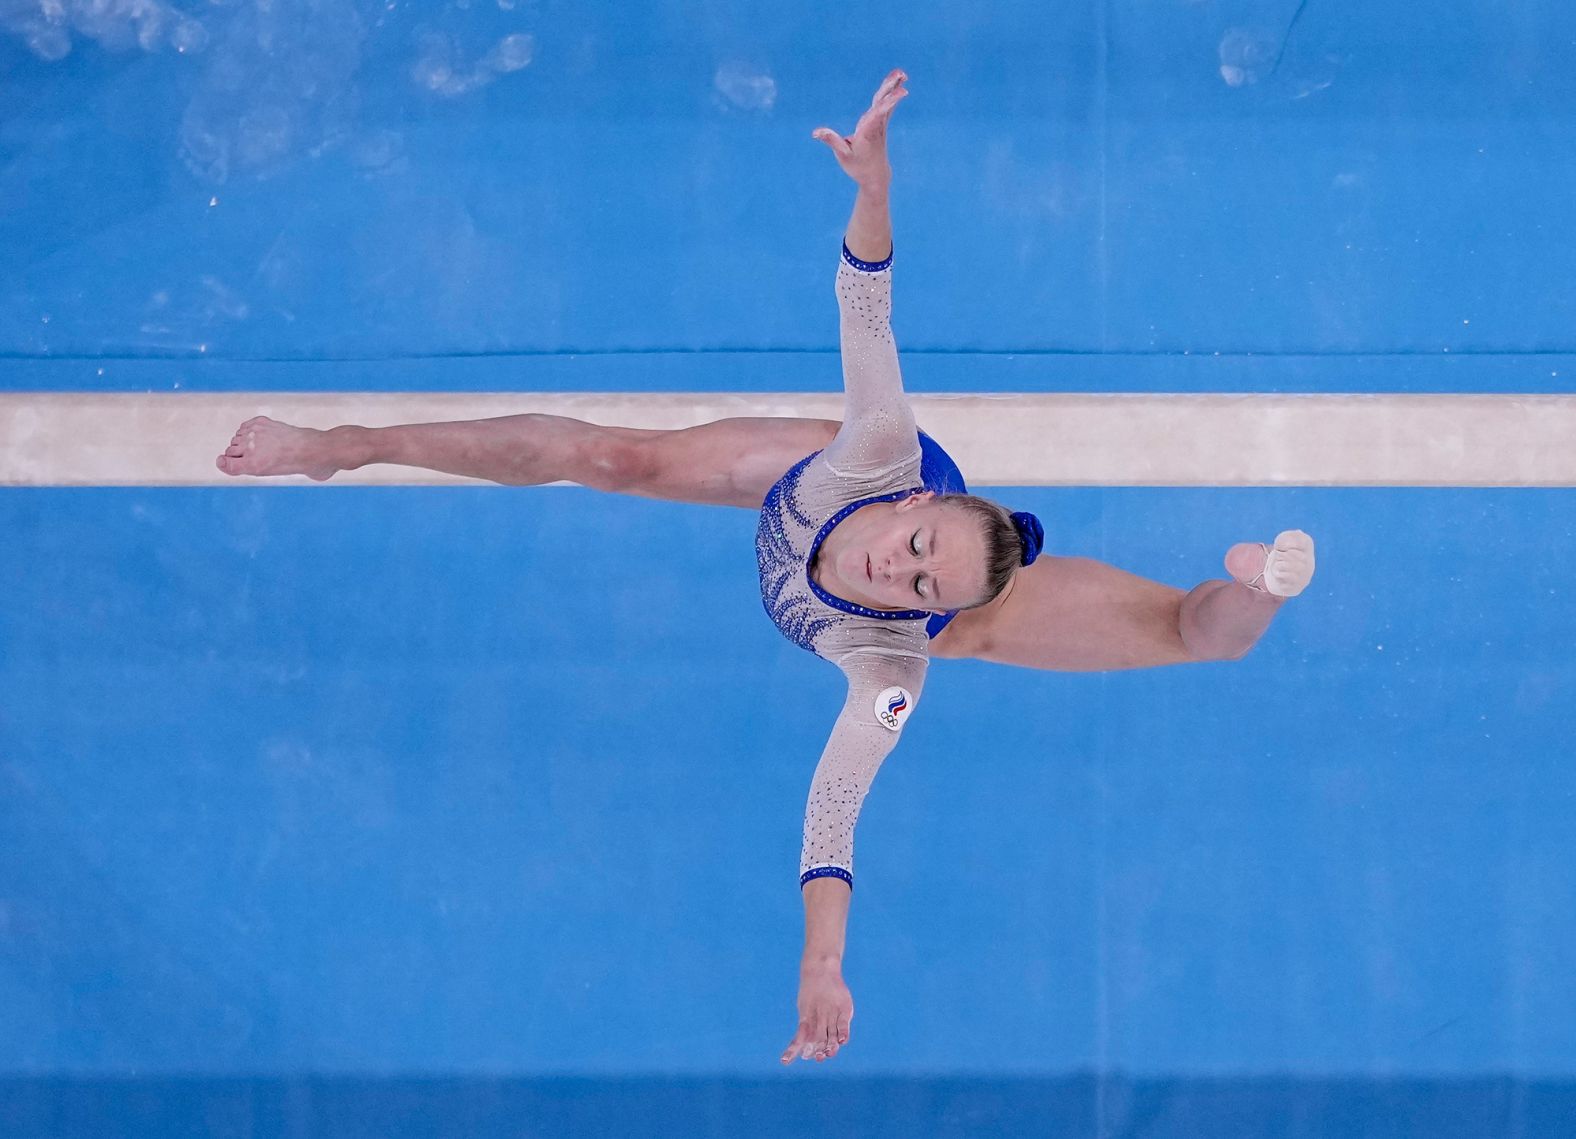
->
xmin=873 ymin=686 xmax=914 ymax=732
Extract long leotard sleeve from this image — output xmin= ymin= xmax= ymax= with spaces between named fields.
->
xmin=799 ymin=647 xmax=928 ymax=890
xmin=820 ymin=246 xmax=921 ymax=478
xmin=795 ymin=245 xmax=929 ymax=890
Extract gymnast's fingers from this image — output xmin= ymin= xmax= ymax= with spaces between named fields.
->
xmin=781 ymin=1024 xmax=808 ymax=1065
xmin=872 ymin=68 xmax=906 ymax=104
xmin=811 ymin=127 xmax=853 ymax=159
xmin=819 ymin=1020 xmax=837 ymax=1061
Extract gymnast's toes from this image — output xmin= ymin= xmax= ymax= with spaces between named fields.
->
xmin=1264 ymin=529 xmax=1316 ymax=597
xmin=1225 ymin=530 xmax=1316 ymax=598
xmin=1224 ymin=541 xmax=1267 ymax=586
xmin=214 ymin=416 xmax=338 ymax=481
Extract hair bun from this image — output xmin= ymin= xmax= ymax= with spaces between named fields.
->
xmin=1009 ymin=511 xmax=1044 ymax=566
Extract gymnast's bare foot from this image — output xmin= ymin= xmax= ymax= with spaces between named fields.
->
xmin=215 ymin=416 xmax=342 ymax=481
xmin=1225 ymin=529 xmax=1316 ymax=598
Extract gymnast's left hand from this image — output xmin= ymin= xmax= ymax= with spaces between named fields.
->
xmin=812 ymin=69 xmax=909 ymax=189
xmin=781 ymin=961 xmax=853 ymax=1065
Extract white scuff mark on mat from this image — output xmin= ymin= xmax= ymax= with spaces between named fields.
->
xmin=1 ymin=0 xmax=208 ymax=61
xmin=412 ymin=29 xmax=534 ymax=97
xmin=1218 ymin=26 xmax=1276 ymax=87
xmin=713 ymin=61 xmax=777 ymax=112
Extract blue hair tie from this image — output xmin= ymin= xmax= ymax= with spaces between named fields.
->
xmin=1010 ymin=511 xmax=1044 ymax=566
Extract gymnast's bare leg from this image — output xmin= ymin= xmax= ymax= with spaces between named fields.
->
xmin=216 ymin=412 xmax=836 ymax=507
xmin=215 ymin=413 xmax=1307 ymax=668
xmin=926 ymin=542 xmax=1303 ymax=668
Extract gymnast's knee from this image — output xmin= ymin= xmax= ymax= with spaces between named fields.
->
xmin=580 ymin=435 xmax=661 ymax=493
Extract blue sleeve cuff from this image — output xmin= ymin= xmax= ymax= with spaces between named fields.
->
xmin=841 ymin=242 xmax=893 ymax=273
xmin=801 ymin=866 xmax=854 ymax=891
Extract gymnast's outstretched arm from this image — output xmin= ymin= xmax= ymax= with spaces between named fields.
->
xmin=813 ymin=69 xmax=917 ymax=481
xmin=784 ymin=652 xmax=926 ymax=1068
xmin=781 ymin=68 xmax=916 ymax=1069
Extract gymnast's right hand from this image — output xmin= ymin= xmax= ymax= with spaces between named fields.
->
xmin=781 ymin=961 xmax=854 ymax=1065
xmin=812 ymin=69 xmax=908 ymax=189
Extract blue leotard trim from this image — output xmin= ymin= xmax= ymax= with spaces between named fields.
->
xmin=841 ymin=242 xmax=893 ymax=273
xmin=806 ymin=487 xmax=933 ymax=622
xmin=798 ymin=430 xmax=969 ymax=635
xmin=801 ymin=866 xmax=854 ymax=891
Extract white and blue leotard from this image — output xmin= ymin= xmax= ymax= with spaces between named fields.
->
xmin=755 ymin=244 xmax=966 ymax=893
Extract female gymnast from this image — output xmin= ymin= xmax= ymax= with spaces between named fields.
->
xmin=214 ymin=70 xmax=1316 ymax=1068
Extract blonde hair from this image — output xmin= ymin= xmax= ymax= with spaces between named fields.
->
xmin=939 ymin=494 xmax=1032 ymax=609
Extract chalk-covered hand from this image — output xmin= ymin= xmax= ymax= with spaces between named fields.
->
xmin=781 ymin=961 xmax=853 ymax=1065
xmin=812 ymin=69 xmax=909 ymax=189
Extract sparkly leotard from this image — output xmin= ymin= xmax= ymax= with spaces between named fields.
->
xmin=755 ymin=244 xmax=951 ymax=893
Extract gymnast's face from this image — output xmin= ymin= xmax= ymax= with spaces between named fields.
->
xmin=819 ymin=492 xmax=990 ymax=613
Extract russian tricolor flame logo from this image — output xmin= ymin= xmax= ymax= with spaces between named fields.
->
xmin=873 ymin=686 xmax=914 ymax=732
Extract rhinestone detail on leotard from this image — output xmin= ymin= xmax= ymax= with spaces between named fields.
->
xmin=841 ymin=241 xmax=893 ymax=273
xmin=800 ymin=866 xmax=854 ymax=890
xmin=755 ymin=245 xmax=934 ymax=895
xmin=757 ymin=453 xmax=843 ymax=652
